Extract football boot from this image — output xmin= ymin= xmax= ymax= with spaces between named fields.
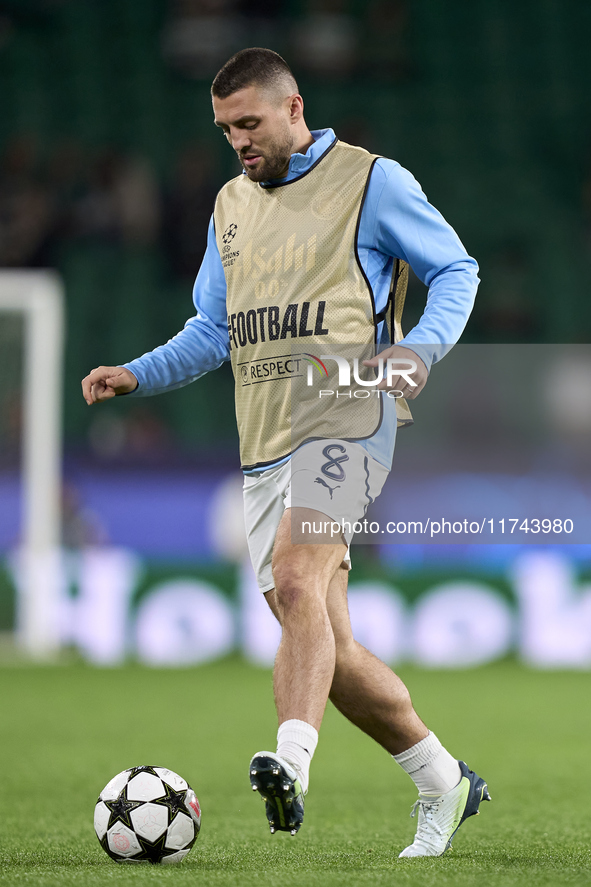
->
xmin=249 ymin=751 xmax=305 ymax=836
xmin=399 ymin=760 xmax=491 ymax=858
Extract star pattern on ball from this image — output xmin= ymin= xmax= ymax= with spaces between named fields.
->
xmin=136 ymin=830 xmax=173 ymax=863
xmin=105 ymin=794 xmax=143 ymax=830
xmin=152 ymin=781 xmax=189 ymax=817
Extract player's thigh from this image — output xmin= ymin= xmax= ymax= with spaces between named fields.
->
xmin=271 ymin=507 xmax=348 ymax=605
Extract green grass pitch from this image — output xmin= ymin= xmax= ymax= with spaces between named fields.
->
xmin=0 ymin=658 xmax=590 ymax=886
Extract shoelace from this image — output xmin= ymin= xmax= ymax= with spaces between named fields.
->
xmin=409 ymin=798 xmax=446 ymax=844
xmin=409 ymin=798 xmax=442 ymax=818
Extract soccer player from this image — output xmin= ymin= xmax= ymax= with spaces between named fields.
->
xmin=82 ymin=48 xmax=490 ymax=857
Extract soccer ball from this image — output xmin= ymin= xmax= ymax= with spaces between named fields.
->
xmin=94 ymin=765 xmax=201 ymax=864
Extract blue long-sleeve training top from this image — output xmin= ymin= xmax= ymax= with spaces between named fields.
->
xmin=124 ymin=127 xmax=479 ymax=471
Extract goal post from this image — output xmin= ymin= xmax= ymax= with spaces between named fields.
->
xmin=0 ymin=270 xmax=65 ymax=658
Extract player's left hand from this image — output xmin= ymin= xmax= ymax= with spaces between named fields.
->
xmin=363 ymin=344 xmax=428 ymax=399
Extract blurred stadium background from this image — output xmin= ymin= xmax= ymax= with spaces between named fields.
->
xmin=1 ymin=0 xmax=591 ymax=669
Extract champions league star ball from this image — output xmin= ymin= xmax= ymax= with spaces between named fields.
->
xmin=94 ymin=765 xmax=201 ymax=864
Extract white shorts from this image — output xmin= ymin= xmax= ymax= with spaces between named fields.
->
xmin=243 ymin=439 xmax=390 ymax=592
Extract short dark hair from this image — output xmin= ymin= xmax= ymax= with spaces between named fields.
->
xmin=211 ymin=48 xmax=298 ymax=101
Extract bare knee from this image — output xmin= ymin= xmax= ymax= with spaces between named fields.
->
xmin=272 ymin=565 xmax=319 ymax=615
xmin=270 ymin=509 xmax=346 ymax=620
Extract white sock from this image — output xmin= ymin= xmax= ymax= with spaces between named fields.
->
xmin=393 ymin=731 xmax=461 ymax=795
xmin=276 ymin=719 xmax=318 ymax=794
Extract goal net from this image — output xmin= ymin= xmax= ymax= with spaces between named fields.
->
xmin=0 ymin=271 xmax=64 ymax=658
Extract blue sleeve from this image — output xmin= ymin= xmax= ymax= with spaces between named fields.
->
xmin=123 ymin=217 xmax=230 ymax=396
xmin=366 ymin=158 xmax=479 ymax=370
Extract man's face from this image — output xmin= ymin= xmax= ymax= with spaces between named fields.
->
xmin=213 ymin=86 xmax=295 ymax=182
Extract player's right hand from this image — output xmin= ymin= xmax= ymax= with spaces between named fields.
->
xmin=81 ymin=366 xmax=138 ymax=405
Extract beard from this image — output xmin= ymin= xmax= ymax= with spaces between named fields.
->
xmin=238 ymin=127 xmax=294 ymax=182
